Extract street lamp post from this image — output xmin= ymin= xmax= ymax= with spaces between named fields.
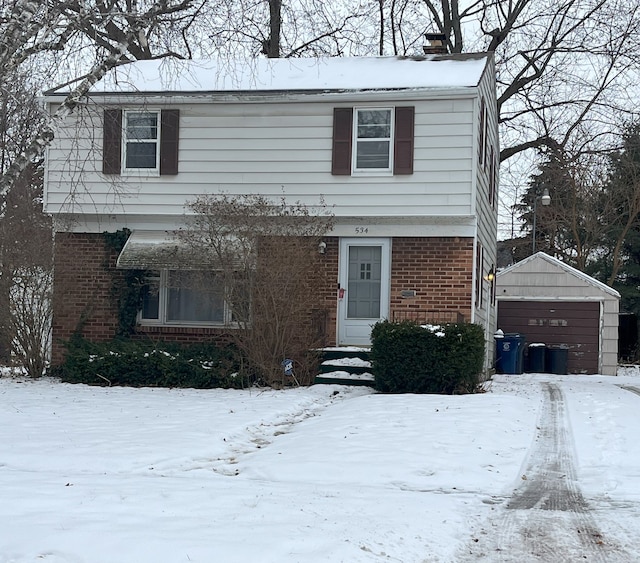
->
xmin=532 ymin=188 xmax=551 ymax=253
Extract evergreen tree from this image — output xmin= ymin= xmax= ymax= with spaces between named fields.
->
xmin=599 ymin=123 xmax=640 ymax=314
xmin=513 ymin=147 xmax=573 ymax=259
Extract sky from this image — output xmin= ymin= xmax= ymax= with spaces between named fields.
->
xmin=1 ymin=370 xmax=640 ymax=562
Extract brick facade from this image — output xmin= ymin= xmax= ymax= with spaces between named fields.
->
xmin=51 ymin=232 xmax=121 ymax=365
xmin=51 ymin=232 xmax=234 ymax=365
xmin=313 ymin=236 xmax=339 ymax=345
xmin=51 ymin=233 xmax=472 ymax=365
xmin=389 ymin=237 xmax=473 ymax=323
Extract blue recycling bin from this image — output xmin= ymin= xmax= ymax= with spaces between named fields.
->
xmin=495 ymin=333 xmax=526 ymax=374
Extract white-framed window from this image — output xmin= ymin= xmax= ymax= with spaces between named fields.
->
xmin=123 ymin=110 xmax=160 ymax=172
xmin=139 ymin=270 xmax=231 ymax=326
xmin=353 ymin=108 xmax=393 ymax=173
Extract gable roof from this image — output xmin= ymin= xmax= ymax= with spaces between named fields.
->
xmin=46 ymin=54 xmax=490 ymax=97
xmin=497 ymin=252 xmax=620 ymax=298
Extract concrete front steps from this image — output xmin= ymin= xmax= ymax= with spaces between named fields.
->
xmin=314 ymin=347 xmax=375 ymax=386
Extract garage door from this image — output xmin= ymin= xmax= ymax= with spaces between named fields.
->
xmin=497 ymin=301 xmax=600 ymax=374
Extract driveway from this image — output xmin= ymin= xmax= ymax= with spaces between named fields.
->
xmin=458 ymin=375 xmax=640 ymax=562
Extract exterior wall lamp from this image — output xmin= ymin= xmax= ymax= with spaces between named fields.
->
xmin=318 ymin=240 xmax=327 ymax=254
xmin=532 ymin=188 xmax=551 ymax=253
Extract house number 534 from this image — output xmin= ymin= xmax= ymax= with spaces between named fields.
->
xmin=355 ymin=227 xmax=369 ymax=234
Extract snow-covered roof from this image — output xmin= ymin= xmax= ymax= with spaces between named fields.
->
xmin=497 ymin=251 xmax=620 ymax=299
xmin=47 ymin=54 xmax=490 ymax=96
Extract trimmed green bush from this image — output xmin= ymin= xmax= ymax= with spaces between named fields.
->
xmin=50 ymin=337 xmax=249 ymax=389
xmin=370 ymin=320 xmax=485 ymax=394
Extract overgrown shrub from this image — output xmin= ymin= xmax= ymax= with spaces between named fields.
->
xmin=370 ymin=320 xmax=485 ymax=394
xmin=50 ymin=337 xmax=249 ymax=389
xmin=178 ymin=193 xmax=334 ymax=386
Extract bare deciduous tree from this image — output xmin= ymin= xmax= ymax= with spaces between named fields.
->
xmin=412 ymin=0 xmax=640 ymax=164
xmin=0 ymin=69 xmax=48 ymax=367
xmin=0 ymin=0 xmax=203 ymax=213
xmin=0 ymin=1 xmax=202 ymax=371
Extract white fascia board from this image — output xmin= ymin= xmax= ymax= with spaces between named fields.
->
xmin=54 ymin=213 xmax=478 ymax=237
xmin=43 ymin=87 xmax=478 ymax=107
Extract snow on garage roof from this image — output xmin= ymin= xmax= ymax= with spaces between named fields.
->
xmin=48 ymin=54 xmax=490 ymax=95
xmin=497 ymin=251 xmax=620 ymax=298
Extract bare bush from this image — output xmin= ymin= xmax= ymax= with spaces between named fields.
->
xmin=178 ymin=193 xmax=334 ymax=387
xmin=9 ymin=266 xmax=52 ymax=377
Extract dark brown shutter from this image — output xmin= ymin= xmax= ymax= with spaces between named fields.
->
xmin=160 ymin=109 xmax=179 ymax=175
xmin=478 ymin=98 xmax=486 ymax=166
xmin=489 ymin=145 xmax=496 ymax=206
xmin=102 ymin=109 xmax=122 ymax=175
xmin=475 ymin=243 xmax=483 ymax=308
xmin=393 ymin=106 xmax=414 ymax=175
xmin=331 ymin=108 xmax=353 ymax=175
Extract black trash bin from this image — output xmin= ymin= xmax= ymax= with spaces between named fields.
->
xmin=496 ymin=333 xmax=526 ymax=374
xmin=526 ymin=343 xmax=547 ymax=373
xmin=546 ymin=346 xmax=569 ymax=375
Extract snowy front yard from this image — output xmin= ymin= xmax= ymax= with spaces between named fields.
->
xmin=1 ymin=373 xmax=640 ymax=562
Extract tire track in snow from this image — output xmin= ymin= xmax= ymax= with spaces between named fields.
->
xmin=619 ymin=385 xmax=640 ymax=397
xmin=457 ymin=382 xmax=631 ymax=562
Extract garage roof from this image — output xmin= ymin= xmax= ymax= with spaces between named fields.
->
xmin=497 ymin=252 xmax=620 ymax=299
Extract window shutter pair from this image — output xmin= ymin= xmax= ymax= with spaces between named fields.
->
xmin=331 ymin=106 xmax=415 ymax=175
xmin=102 ymin=109 xmax=179 ymax=175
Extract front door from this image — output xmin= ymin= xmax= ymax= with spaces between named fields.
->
xmin=338 ymin=238 xmax=390 ymax=346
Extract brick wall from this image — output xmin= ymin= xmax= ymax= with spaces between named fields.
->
xmin=51 ymin=232 xmax=234 ymax=365
xmin=390 ymin=237 xmax=473 ymax=323
xmin=51 ymin=232 xmax=121 ymax=364
xmin=51 ymin=233 xmax=471 ymax=364
xmin=313 ymin=236 xmax=339 ymax=345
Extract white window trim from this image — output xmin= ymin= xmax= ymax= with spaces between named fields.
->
xmin=352 ymin=107 xmax=394 ymax=176
xmin=122 ymin=109 xmax=161 ymax=176
xmin=138 ymin=270 xmax=235 ymax=327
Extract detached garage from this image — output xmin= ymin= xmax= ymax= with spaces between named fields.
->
xmin=496 ymin=252 xmax=619 ymax=375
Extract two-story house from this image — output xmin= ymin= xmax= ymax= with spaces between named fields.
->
xmin=44 ymin=55 xmax=499 ymax=370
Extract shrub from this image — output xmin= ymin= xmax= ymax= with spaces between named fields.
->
xmin=50 ymin=337 xmax=249 ymax=389
xmin=370 ymin=320 xmax=485 ymax=394
xmin=179 ymin=193 xmax=334 ymax=386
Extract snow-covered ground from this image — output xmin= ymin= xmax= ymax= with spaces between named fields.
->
xmin=1 ymin=372 xmax=640 ymax=562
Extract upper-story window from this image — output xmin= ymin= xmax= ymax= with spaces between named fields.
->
xmin=103 ymin=108 xmax=179 ymax=176
xmin=332 ymin=106 xmax=414 ymax=176
xmin=354 ymin=108 xmax=393 ymax=172
xmin=124 ymin=111 xmax=160 ymax=171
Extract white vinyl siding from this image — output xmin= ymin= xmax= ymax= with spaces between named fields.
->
xmin=471 ymin=57 xmax=499 ymax=369
xmin=44 ymin=97 xmax=476 ymax=219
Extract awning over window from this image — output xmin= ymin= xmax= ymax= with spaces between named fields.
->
xmin=116 ymin=231 xmax=191 ymax=269
xmin=116 ymin=230 xmax=249 ymax=270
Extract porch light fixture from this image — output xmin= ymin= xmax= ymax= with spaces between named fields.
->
xmin=484 ymin=267 xmax=495 ymax=282
xmin=318 ymin=240 xmax=327 ymax=254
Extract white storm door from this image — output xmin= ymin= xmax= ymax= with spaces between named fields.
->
xmin=338 ymin=238 xmax=390 ymax=346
